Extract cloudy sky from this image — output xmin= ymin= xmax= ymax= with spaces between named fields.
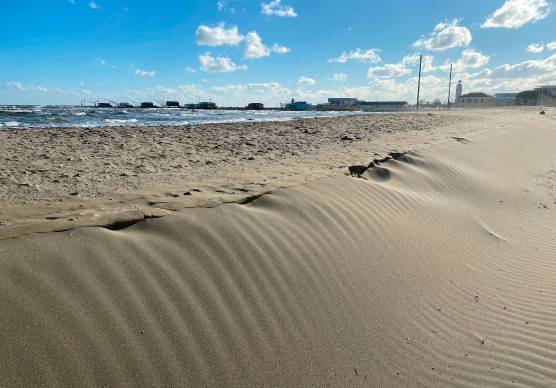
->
xmin=1 ymin=0 xmax=555 ymax=105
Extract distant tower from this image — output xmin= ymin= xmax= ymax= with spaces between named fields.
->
xmin=456 ymin=81 xmax=463 ymax=100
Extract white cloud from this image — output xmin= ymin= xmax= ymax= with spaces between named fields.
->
xmin=367 ymin=63 xmax=411 ymax=79
xmin=243 ymin=33 xmax=290 ymax=59
xmin=195 ymin=23 xmax=244 ymax=46
xmin=244 ymin=32 xmax=271 ymax=59
xmin=456 ymin=49 xmax=491 ymax=69
xmin=330 ymin=72 xmax=348 ymax=81
xmin=448 ymin=53 xmax=556 ymax=97
xmin=199 ymin=53 xmax=247 ymax=72
xmin=298 ymin=76 xmax=316 ymax=86
xmin=527 ymin=43 xmax=545 ymax=53
xmin=402 ymin=54 xmax=436 ymax=72
xmin=217 ymin=1 xmax=225 ymax=11
xmin=185 ymin=67 xmax=197 ymax=73
xmin=271 ymin=43 xmax=290 ymax=54
xmin=482 ymin=0 xmax=551 ymax=29
xmin=413 ymin=19 xmax=472 ymax=51
xmin=470 ymin=53 xmax=556 ymax=80
xmin=95 ymin=58 xmax=107 ymax=66
xmin=135 ymin=69 xmax=156 ymax=77
xmin=402 ymin=49 xmax=489 ymax=73
xmin=2 ymin=81 xmax=72 ymax=94
xmin=548 ymin=41 xmax=556 ymax=50
xmin=153 ymin=85 xmax=178 ymax=95
xmin=4 ymin=81 xmax=25 ymax=91
xmin=261 ymin=0 xmax=297 ymax=17
xmin=88 ymin=1 xmax=100 ymax=10
xmin=329 ymin=48 xmax=382 ymax=64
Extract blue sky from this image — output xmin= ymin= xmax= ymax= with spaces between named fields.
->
xmin=1 ymin=0 xmax=555 ymax=105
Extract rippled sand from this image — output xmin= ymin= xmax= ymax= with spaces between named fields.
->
xmin=1 ymin=108 xmax=556 ymax=386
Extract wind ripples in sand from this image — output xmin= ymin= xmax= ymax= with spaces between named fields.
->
xmin=1 ymin=121 xmax=556 ymax=386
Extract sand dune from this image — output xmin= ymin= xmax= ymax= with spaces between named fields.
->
xmin=1 ymin=110 xmax=556 ymax=386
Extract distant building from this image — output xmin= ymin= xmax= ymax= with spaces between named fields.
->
xmin=165 ymin=101 xmax=180 ymax=108
xmin=140 ymin=102 xmax=155 ymax=108
xmin=455 ymin=81 xmax=463 ymax=100
xmin=97 ymin=102 xmax=112 ymax=108
xmin=456 ymin=92 xmax=493 ymax=108
xmin=316 ymin=98 xmax=358 ymax=111
xmin=118 ymin=102 xmax=133 ymax=108
xmin=516 ymin=87 xmax=556 ymax=106
xmin=535 ymin=86 xmax=556 ymax=106
xmin=246 ymin=103 xmax=264 ymax=110
xmin=536 ymin=85 xmax=556 ymax=98
xmin=283 ymin=99 xmax=312 ymax=111
xmin=328 ymin=98 xmax=359 ymax=106
xmin=493 ymin=93 xmax=518 ymax=106
xmin=196 ymin=102 xmax=217 ymax=110
xmin=515 ymin=90 xmax=539 ymax=106
xmin=358 ymin=101 xmax=409 ymax=111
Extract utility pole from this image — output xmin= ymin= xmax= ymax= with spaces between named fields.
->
xmin=447 ymin=64 xmax=453 ymax=110
xmin=416 ymin=54 xmax=423 ymax=110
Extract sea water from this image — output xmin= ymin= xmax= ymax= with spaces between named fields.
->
xmin=0 ymin=105 xmax=371 ymax=129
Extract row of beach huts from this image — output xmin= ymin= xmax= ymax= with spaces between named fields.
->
xmin=84 ymin=98 xmax=410 ymax=112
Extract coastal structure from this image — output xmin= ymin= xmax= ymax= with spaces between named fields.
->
xmin=165 ymin=101 xmax=180 ymax=108
xmin=197 ymin=102 xmax=217 ymax=109
xmin=316 ymin=98 xmax=358 ymax=111
xmin=493 ymin=93 xmax=518 ymax=106
xmin=316 ymin=98 xmax=409 ymax=111
xmin=282 ymin=99 xmax=312 ymax=111
xmin=184 ymin=102 xmax=218 ymax=109
xmin=456 ymin=81 xmax=463 ymax=101
xmin=140 ymin=102 xmax=155 ymax=108
xmin=358 ymin=101 xmax=409 ymax=111
xmin=536 ymin=85 xmax=556 ymax=97
xmin=456 ymin=92 xmax=493 ymax=108
xmin=246 ymin=103 xmax=264 ymax=110
xmin=535 ymin=85 xmax=556 ymax=106
xmin=328 ymin=98 xmax=359 ymax=106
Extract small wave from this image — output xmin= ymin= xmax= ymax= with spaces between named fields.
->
xmin=47 ymin=117 xmax=67 ymax=122
xmin=0 ymin=121 xmax=22 ymax=127
xmin=104 ymin=118 xmax=138 ymax=124
xmin=0 ymin=110 xmax=37 ymax=116
xmin=73 ymin=112 xmax=87 ymax=116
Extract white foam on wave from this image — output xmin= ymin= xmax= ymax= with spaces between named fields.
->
xmin=0 ymin=121 xmax=21 ymax=127
xmin=104 ymin=118 xmax=139 ymax=125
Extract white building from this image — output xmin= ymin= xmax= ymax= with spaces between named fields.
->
xmin=455 ymin=81 xmax=463 ymax=100
xmin=456 ymin=92 xmax=493 ymax=108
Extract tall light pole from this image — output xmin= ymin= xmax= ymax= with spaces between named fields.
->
xmin=447 ymin=64 xmax=453 ymax=109
xmin=416 ymin=54 xmax=423 ymax=110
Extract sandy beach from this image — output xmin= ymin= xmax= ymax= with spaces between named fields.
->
xmin=2 ymin=111 xmax=476 ymax=238
xmin=1 ymin=108 xmax=556 ymax=386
